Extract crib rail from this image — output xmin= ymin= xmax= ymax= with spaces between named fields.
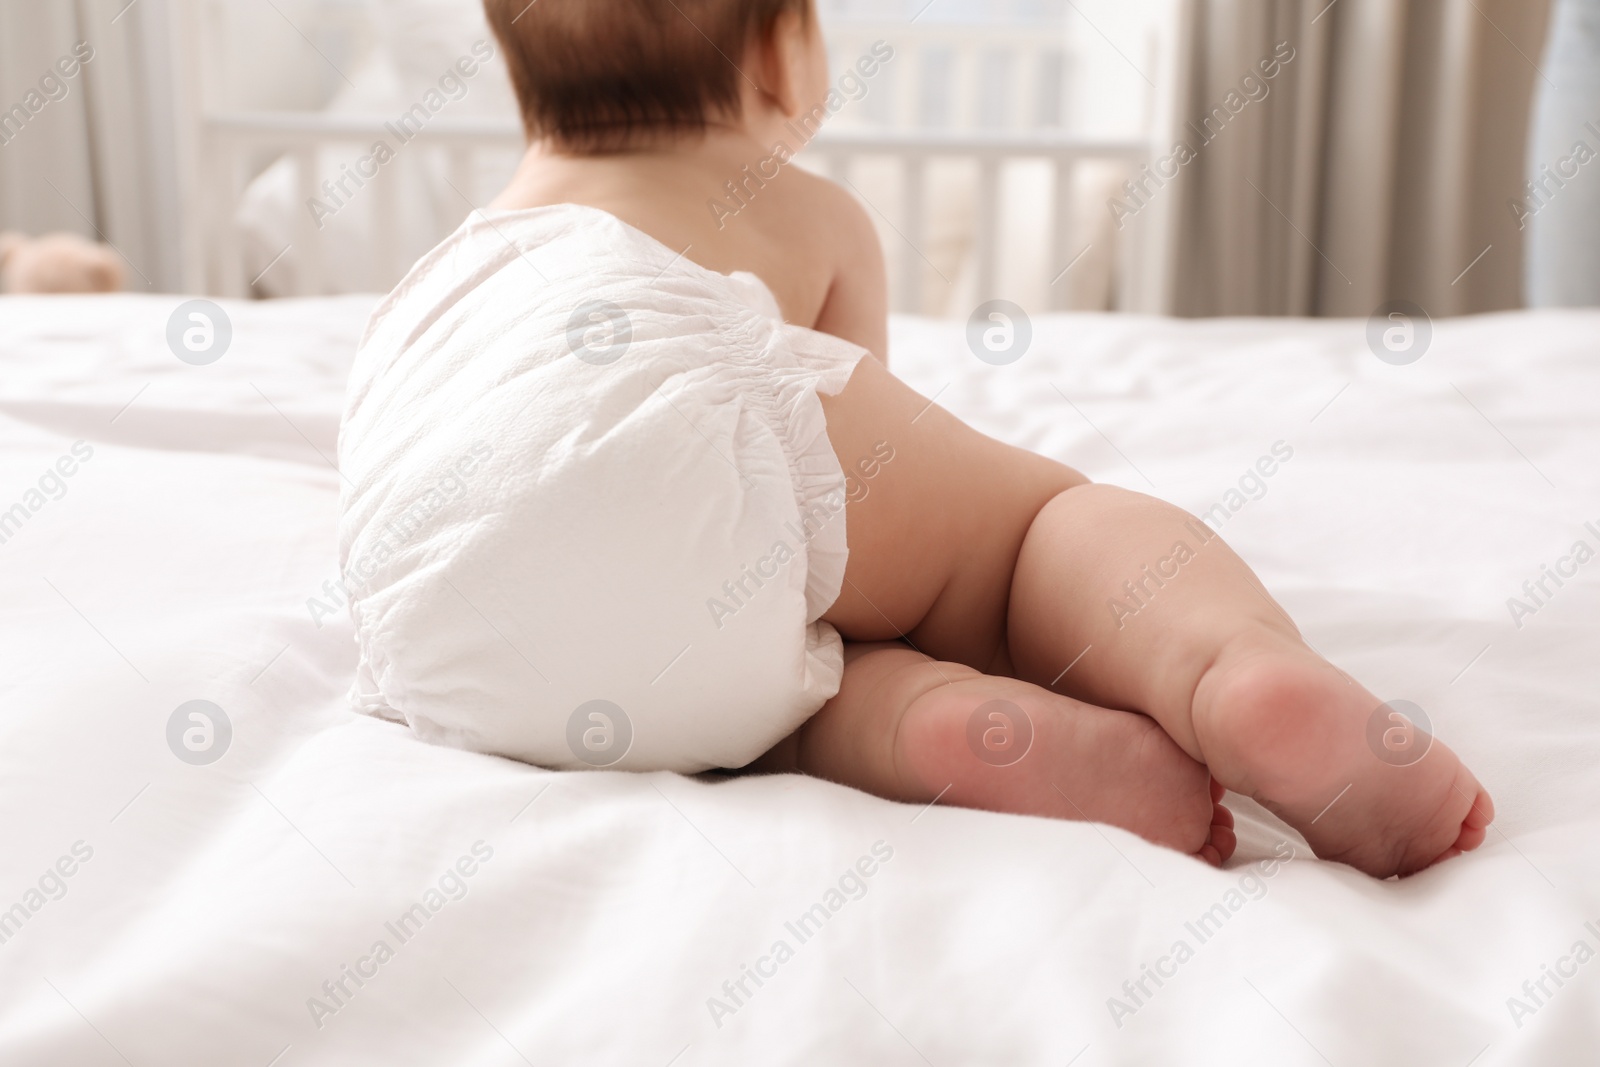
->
xmin=175 ymin=0 xmax=1159 ymax=312
xmin=201 ymin=112 xmax=1149 ymax=312
xmin=807 ymin=129 xmax=1149 ymax=312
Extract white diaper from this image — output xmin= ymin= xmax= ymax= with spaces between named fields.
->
xmin=338 ymin=204 xmax=868 ymax=773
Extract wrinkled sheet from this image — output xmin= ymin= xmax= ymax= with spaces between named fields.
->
xmin=0 ymin=294 xmax=1597 ymax=1066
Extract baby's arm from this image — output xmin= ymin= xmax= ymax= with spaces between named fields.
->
xmin=810 ymin=183 xmax=890 ymax=366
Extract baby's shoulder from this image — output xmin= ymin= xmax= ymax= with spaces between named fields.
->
xmin=754 ymin=162 xmax=886 ymax=355
xmin=758 ymin=162 xmax=881 ymax=266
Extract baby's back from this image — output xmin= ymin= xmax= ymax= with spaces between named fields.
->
xmin=489 ymin=135 xmax=887 ymax=360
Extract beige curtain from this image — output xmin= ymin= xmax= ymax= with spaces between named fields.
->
xmin=1144 ymin=0 xmax=1552 ymax=317
xmin=0 ymin=0 xmax=188 ymax=292
xmin=0 ymin=2 xmax=99 ymax=242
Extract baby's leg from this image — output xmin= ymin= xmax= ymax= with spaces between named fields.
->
xmin=1005 ymin=486 xmax=1494 ymax=877
xmin=799 ymin=357 xmax=1233 ymax=862
xmin=812 ymin=355 xmax=1490 ymax=877
xmin=767 ymin=643 xmax=1235 ymax=865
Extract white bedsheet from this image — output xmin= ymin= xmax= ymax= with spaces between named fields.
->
xmin=1 ymin=294 xmax=1597 ymax=1066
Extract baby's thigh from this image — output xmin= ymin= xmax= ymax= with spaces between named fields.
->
xmin=819 ymin=357 xmax=1083 ymax=668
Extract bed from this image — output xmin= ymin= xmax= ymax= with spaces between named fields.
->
xmin=1 ymin=294 xmax=1597 ymax=1065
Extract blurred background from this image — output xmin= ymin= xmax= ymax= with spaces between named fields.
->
xmin=0 ymin=0 xmax=1590 ymax=317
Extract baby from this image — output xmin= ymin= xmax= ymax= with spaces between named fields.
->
xmin=339 ymin=0 xmax=1493 ymax=878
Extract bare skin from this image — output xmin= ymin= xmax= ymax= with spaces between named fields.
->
xmin=491 ymin=9 xmax=1493 ymax=875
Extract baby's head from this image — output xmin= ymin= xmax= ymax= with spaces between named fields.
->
xmin=482 ymin=0 xmax=824 ymax=153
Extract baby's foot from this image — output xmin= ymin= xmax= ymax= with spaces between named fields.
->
xmin=1193 ymin=634 xmax=1494 ymax=877
xmin=899 ymin=680 xmax=1236 ymax=864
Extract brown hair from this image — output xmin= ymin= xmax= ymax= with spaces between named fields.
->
xmin=483 ymin=0 xmax=811 ymax=153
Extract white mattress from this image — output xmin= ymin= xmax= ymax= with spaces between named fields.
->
xmin=1 ymin=294 xmax=1597 ymax=1065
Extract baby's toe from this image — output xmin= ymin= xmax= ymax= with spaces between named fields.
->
xmin=1452 ymin=788 xmax=1495 ymax=853
xmin=1210 ymin=814 xmax=1237 ymax=863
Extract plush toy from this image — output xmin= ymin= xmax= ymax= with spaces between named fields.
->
xmin=0 ymin=231 xmax=124 ymax=294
